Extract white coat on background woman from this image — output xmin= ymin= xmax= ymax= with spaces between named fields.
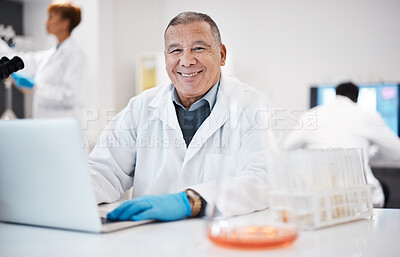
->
xmin=0 ymin=1 xmax=85 ymax=119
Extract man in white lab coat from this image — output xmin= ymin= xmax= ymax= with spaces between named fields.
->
xmin=89 ymin=12 xmax=272 ymax=221
xmin=283 ymin=82 xmax=400 ymax=207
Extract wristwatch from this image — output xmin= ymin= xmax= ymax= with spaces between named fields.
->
xmin=185 ymin=189 xmax=202 ymax=217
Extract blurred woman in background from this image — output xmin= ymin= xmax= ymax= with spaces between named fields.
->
xmin=0 ymin=1 xmax=85 ymax=119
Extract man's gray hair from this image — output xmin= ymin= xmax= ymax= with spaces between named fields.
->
xmin=164 ymin=12 xmax=222 ymax=46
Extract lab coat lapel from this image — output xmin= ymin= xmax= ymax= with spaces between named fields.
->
xmin=150 ymin=84 xmax=187 ymax=154
xmin=150 ymin=84 xmax=179 ymax=130
xmin=183 ymin=83 xmax=230 ymax=165
xmin=36 ymin=48 xmax=57 ymax=71
xmin=46 ymin=38 xmax=73 ymax=68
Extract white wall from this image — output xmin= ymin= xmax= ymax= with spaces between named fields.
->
xmin=114 ymin=0 xmax=400 ymax=113
xmin=113 ymin=0 xmax=164 ymax=111
xmin=23 ymin=0 xmax=55 ymax=50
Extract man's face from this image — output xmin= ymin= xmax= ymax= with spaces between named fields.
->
xmin=164 ymin=21 xmax=226 ymax=106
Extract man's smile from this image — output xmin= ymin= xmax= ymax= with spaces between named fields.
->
xmin=177 ymin=70 xmax=203 ymax=77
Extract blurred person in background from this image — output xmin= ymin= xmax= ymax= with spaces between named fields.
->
xmin=283 ymin=82 xmax=400 ymax=207
xmin=0 ymin=0 xmax=85 ymax=120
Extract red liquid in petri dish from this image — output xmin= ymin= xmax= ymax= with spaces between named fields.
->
xmin=207 ymin=226 xmax=298 ymax=249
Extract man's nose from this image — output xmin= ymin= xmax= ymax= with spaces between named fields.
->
xmin=179 ymin=50 xmax=196 ymax=67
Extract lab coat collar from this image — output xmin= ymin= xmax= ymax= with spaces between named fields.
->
xmin=57 ymin=37 xmax=74 ymax=50
xmin=171 ymin=79 xmax=220 ymax=111
xmin=184 ymin=75 xmax=230 ymax=163
xmin=45 ymin=37 xmax=75 ymax=65
xmin=149 ymin=84 xmax=180 ymax=129
xmin=334 ymin=95 xmax=357 ymax=105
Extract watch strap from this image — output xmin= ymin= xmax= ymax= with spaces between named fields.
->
xmin=185 ymin=189 xmax=202 ymax=217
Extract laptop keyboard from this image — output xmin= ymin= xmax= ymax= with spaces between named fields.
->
xmin=101 ymin=217 xmax=115 ymax=224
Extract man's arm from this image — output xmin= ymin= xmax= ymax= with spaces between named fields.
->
xmin=88 ymin=99 xmax=138 ymax=204
xmin=368 ymin=113 xmax=400 ymax=161
xmin=189 ymin=97 xmax=274 ymax=218
xmin=188 ymin=128 xmax=272 ymax=217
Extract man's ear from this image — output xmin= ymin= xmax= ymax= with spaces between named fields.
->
xmin=220 ymin=44 xmax=227 ymax=66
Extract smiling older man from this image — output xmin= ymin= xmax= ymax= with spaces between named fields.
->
xmin=89 ymin=12 xmax=272 ymax=221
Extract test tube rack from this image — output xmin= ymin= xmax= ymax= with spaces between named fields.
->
xmin=270 ymin=148 xmax=374 ymax=230
xmin=270 ymin=185 xmax=373 ymax=229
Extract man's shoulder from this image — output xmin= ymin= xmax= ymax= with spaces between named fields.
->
xmin=220 ymin=74 xmax=268 ymax=107
xmin=309 ymin=98 xmax=385 ymax=124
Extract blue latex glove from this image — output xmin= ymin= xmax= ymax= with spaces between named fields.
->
xmin=107 ymin=192 xmax=191 ymax=221
xmin=11 ymin=73 xmax=35 ymax=88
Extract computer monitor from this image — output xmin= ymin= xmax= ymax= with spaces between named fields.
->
xmin=310 ymin=83 xmax=400 ymax=136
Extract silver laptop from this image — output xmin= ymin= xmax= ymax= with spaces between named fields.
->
xmin=0 ymin=118 xmax=151 ymax=233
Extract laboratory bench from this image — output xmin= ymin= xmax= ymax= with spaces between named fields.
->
xmin=0 ymin=208 xmax=399 ymax=257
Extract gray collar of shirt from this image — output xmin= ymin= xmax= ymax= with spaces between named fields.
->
xmin=171 ymin=80 xmax=220 ymax=111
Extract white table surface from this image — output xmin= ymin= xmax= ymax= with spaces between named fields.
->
xmin=1 ymin=207 xmax=399 ymax=257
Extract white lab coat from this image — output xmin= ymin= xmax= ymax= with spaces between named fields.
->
xmin=0 ymin=37 xmax=85 ymax=119
xmin=88 ymin=73 xmax=273 ymax=217
xmin=283 ymin=96 xmax=400 ymax=207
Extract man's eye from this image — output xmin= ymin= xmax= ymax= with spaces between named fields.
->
xmin=193 ymin=47 xmax=205 ymax=52
xmin=170 ymin=49 xmax=182 ymax=54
